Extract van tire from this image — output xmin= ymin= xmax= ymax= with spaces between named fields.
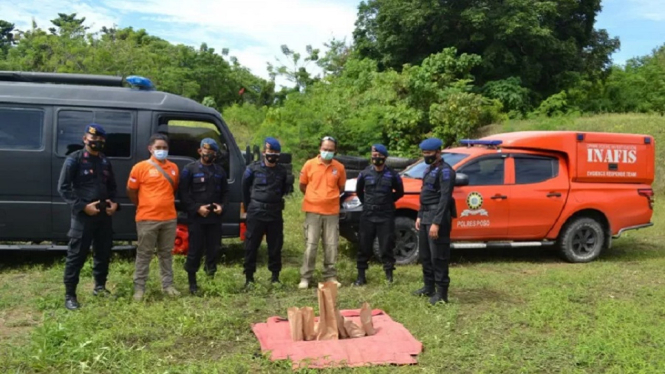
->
xmin=557 ymin=217 xmax=605 ymax=263
xmin=372 ymin=216 xmax=419 ymax=265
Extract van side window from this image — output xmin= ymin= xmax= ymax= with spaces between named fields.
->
xmin=515 ymin=156 xmax=559 ymax=184
xmin=0 ymin=108 xmax=44 ymax=150
xmin=158 ymin=119 xmax=230 ymax=176
xmin=57 ymin=110 xmax=133 ymax=158
xmin=459 ymin=157 xmax=505 ymax=186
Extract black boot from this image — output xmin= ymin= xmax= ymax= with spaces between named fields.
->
xmin=244 ymin=273 xmax=255 ymax=289
xmin=271 ymin=272 xmax=281 ymax=284
xmin=188 ymin=272 xmax=198 ymax=295
xmin=385 ymin=269 xmax=394 ymax=283
xmin=353 ymin=269 xmax=367 ymax=286
xmin=65 ymin=294 xmax=80 ymax=310
xmin=93 ymin=282 xmax=111 ymax=297
xmin=412 ymin=284 xmax=435 ymax=297
xmin=429 ymin=286 xmax=449 ymax=305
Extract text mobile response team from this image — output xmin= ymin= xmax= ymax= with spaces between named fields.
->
xmin=58 ymin=124 xmax=456 ymax=310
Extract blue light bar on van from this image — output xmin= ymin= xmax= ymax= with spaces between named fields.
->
xmin=459 ymin=139 xmax=503 ymax=146
xmin=125 ymin=75 xmax=155 ymax=91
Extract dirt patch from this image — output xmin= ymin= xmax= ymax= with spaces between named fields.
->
xmin=0 ymin=307 xmax=39 ymax=340
xmin=454 ymin=287 xmax=519 ymax=305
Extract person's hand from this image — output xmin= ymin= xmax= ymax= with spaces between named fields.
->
xmin=415 ymin=218 xmax=420 ymax=231
xmin=105 ymin=200 xmax=118 ymax=216
xmin=84 ymin=201 xmax=100 ymax=216
xmin=213 ymin=203 xmax=223 ymax=215
xmin=198 ymin=205 xmax=210 ymax=217
xmin=429 ymin=223 xmax=439 ymax=239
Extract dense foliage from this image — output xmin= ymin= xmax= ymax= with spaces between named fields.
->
xmin=1 ymin=8 xmax=663 ymax=161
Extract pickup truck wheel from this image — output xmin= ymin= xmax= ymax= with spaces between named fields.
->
xmin=558 ymin=217 xmax=605 ymax=263
xmin=373 ymin=216 xmax=419 ymax=265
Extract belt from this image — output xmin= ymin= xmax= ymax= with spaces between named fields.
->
xmin=251 ymin=199 xmax=284 ymax=210
xmin=422 ymin=204 xmax=440 ymax=211
xmin=364 ymin=203 xmax=394 ymax=211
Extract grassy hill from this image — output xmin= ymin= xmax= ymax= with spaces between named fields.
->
xmin=1 ymin=114 xmax=663 ymax=373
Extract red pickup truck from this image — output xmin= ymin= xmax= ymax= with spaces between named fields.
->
xmin=339 ymin=131 xmax=655 ymax=264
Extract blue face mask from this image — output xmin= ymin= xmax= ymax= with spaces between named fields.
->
xmin=320 ymin=150 xmax=334 ymax=161
xmin=153 ymin=149 xmax=168 ymax=160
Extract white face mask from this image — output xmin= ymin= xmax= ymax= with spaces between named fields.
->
xmin=320 ymin=150 xmax=334 ymax=161
xmin=153 ymin=149 xmax=168 ymax=160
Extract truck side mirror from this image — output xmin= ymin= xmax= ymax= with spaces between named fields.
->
xmin=455 ymin=173 xmax=469 ymax=187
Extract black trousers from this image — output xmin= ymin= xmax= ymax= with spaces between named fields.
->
xmin=185 ymin=221 xmax=222 ymax=275
xmin=243 ymin=215 xmax=283 ymax=275
xmin=63 ymin=214 xmax=113 ymax=294
xmin=358 ymin=215 xmax=396 ymax=271
xmin=419 ymin=223 xmax=451 ymax=289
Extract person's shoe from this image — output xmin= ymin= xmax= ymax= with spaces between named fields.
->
xmin=298 ymin=279 xmax=309 ymax=289
xmin=326 ymin=278 xmax=342 ymax=288
xmin=133 ymin=289 xmax=145 ymax=302
xmin=385 ymin=269 xmax=394 ymax=283
xmin=353 ymin=270 xmax=367 ymax=286
xmin=429 ymin=287 xmax=449 ymax=305
xmin=65 ymin=295 xmax=80 ymax=310
xmin=188 ymin=273 xmax=198 ymax=295
xmin=163 ymin=286 xmax=181 ymax=297
xmin=244 ymin=274 xmax=255 ymax=290
xmin=93 ymin=285 xmax=112 ymax=297
xmin=412 ymin=285 xmax=435 ymax=297
xmin=271 ymin=272 xmax=281 ymax=284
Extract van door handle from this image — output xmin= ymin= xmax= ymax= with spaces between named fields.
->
xmin=491 ymin=194 xmax=507 ymax=200
xmin=547 ymin=192 xmax=562 ymax=197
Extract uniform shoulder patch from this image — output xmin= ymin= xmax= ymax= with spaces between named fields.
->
xmin=442 ymin=167 xmax=451 ymax=180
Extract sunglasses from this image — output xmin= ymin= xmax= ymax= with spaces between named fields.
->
xmin=321 ymin=136 xmax=337 ymax=144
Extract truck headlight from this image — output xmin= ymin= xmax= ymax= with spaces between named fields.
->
xmin=342 ymin=196 xmax=362 ymax=210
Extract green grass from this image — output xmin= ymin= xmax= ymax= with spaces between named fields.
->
xmin=1 ymin=114 xmax=664 ymax=373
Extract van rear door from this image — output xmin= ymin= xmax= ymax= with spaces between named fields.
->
xmin=0 ymin=105 xmax=52 ymax=241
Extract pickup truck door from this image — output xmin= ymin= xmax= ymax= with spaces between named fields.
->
xmin=452 ymin=154 xmax=511 ymax=240
xmin=507 ymin=153 xmax=569 ymax=239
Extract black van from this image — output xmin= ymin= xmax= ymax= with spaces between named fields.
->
xmin=0 ymin=71 xmax=285 ymax=250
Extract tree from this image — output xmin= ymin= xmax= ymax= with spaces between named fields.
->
xmin=353 ymin=0 xmax=620 ymax=102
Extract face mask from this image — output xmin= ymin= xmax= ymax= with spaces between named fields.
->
xmin=424 ymin=155 xmax=437 ymax=165
xmin=371 ymin=157 xmax=385 ymax=166
xmin=87 ymin=140 xmax=105 ymax=152
xmin=265 ymin=154 xmax=279 ymax=164
xmin=153 ymin=149 xmax=168 ymax=161
xmin=320 ymin=150 xmax=334 ymax=161
xmin=202 ymin=153 xmax=215 ymax=164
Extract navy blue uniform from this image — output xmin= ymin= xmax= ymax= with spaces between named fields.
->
xmin=179 ymin=161 xmax=229 ymax=276
xmin=418 ymin=159 xmax=457 ymax=292
xmin=57 ymin=150 xmax=118 ymax=295
xmin=355 ymin=165 xmax=404 ymax=271
xmin=242 ymin=161 xmax=288 ymax=278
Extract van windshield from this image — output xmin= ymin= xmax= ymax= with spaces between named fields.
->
xmin=401 ymin=152 xmax=469 ymax=179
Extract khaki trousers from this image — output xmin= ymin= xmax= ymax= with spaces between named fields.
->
xmin=300 ymin=213 xmax=339 ymax=280
xmin=134 ymin=219 xmax=177 ymax=290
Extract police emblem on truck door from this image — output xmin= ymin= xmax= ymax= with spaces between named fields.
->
xmin=460 ymin=192 xmax=488 ymax=217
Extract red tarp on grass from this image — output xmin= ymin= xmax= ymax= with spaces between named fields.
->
xmin=251 ymin=308 xmax=423 ymax=370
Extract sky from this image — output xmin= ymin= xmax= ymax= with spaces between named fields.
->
xmin=1 ymin=0 xmax=664 ymax=88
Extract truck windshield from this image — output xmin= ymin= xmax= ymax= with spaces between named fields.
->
xmin=401 ymin=152 xmax=469 ymax=179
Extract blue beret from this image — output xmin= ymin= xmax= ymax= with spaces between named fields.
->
xmin=264 ymin=137 xmax=281 ymax=152
xmin=200 ymin=138 xmax=219 ymax=152
xmin=85 ymin=123 xmax=106 ymax=137
xmin=371 ymin=144 xmax=388 ymax=157
xmin=419 ymin=138 xmax=443 ymax=151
